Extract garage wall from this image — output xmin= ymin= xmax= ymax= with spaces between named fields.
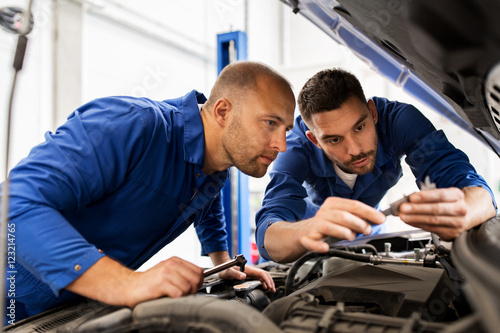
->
xmin=0 ymin=0 xmax=53 ymax=178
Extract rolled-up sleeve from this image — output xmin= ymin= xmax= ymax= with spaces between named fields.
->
xmin=406 ymin=130 xmax=497 ymax=209
xmin=382 ymin=98 xmax=497 ymax=210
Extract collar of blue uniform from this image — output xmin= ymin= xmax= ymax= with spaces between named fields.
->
xmin=181 ymin=90 xmax=207 ymax=166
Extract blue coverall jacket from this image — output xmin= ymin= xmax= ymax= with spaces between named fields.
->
xmin=256 ymin=97 xmax=496 ymax=261
xmin=2 ymin=90 xmax=229 ymax=321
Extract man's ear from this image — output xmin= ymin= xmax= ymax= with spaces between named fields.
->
xmin=368 ymin=99 xmax=378 ymax=124
xmin=213 ymin=98 xmax=232 ymax=126
xmin=306 ymin=130 xmax=322 ymax=149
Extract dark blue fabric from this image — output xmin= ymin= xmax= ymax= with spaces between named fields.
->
xmin=1 ymin=90 xmax=229 ymax=320
xmin=256 ymin=97 xmax=496 ymax=260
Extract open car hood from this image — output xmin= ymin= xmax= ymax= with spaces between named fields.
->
xmin=281 ymin=0 xmax=500 ymax=157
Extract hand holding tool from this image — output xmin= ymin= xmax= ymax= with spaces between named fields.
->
xmin=382 ymin=176 xmax=436 ymax=216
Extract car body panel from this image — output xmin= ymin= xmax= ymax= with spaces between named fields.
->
xmin=281 ymin=0 xmax=500 ymax=156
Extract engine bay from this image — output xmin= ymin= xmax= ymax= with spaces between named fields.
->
xmin=7 ymin=219 xmax=499 ymax=333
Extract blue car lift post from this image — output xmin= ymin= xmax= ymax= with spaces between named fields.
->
xmin=217 ymin=31 xmax=251 ymax=261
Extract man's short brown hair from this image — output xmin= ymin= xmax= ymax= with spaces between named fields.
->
xmin=298 ymin=68 xmax=366 ymax=124
xmin=206 ymin=61 xmax=292 ymax=110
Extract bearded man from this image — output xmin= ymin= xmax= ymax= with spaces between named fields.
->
xmin=2 ymin=61 xmax=296 ymax=322
xmin=256 ymin=68 xmax=496 ymax=263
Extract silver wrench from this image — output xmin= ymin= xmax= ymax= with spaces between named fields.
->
xmin=203 ymin=254 xmax=247 ymax=277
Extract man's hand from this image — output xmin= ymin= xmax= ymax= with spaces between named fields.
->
xmin=265 ymin=197 xmax=385 ymax=263
xmin=217 ymin=265 xmax=276 ymax=292
xmin=399 ymin=186 xmax=496 ymax=241
xmin=66 ymin=256 xmax=204 ymax=308
xmin=208 ymin=251 xmax=275 ymax=292
xmin=298 ymin=197 xmax=385 ymax=253
xmin=125 ymin=257 xmax=204 ymax=304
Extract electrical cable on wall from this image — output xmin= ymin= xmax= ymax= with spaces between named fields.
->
xmin=0 ymin=2 xmax=34 ymax=329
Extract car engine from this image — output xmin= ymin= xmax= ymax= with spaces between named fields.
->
xmin=5 ymin=216 xmax=499 ymax=333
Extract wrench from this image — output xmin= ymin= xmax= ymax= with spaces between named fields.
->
xmin=203 ymin=254 xmax=247 ymax=277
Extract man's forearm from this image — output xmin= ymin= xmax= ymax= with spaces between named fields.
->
xmin=208 ymin=251 xmax=232 ymax=266
xmin=65 ymin=255 xmax=204 ymax=307
xmin=463 ymin=186 xmax=496 ymax=229
xmin=65 ymin=256 xmax=136 ymax=307
xmin=264 ymin=221 xmax=310 ymax=263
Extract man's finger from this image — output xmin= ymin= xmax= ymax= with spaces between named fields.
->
xmin=221 ymin=267 xmax=246 ymax=280
xmin=322 ymin=197 xmax=386 ymax=225
xmin=399 ymin=201 xmax=466 ymax=216
xmin=159 ymin=270 xmax=197 ymax=296
xmin=311 ymin=219 xmax=359 ymax=240
xmin=260 ymin=271 xmax=275 ymax=292
xmin=300 ymin=236 xmax=330 ymax=253
xmin=400 ymin=214 xmax=465 ymax=228
xmin=160 ymin=282 xmax=184 ymax=298
xmin=409 ymin=188 xmax=463 ymax=203
xmin=324 ymin=211 xmax=373 ymax=235
xmin=248 ymin=268 xmax=275 ymax=292
xmin=164 ymin=258 xmax=204 ymax=292
xmin=402 ymin=223 xmax=463 ymax=241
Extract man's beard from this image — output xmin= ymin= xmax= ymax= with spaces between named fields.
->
xmin=222 ymin=117 xmax=270 ymax=178
xmin=335 ymin=148 xmax=377 ymax=175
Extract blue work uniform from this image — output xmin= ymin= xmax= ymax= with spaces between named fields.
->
xmin=2 ymin=90 xmax=228 ymax=322
xmin=256 ymin=97 xmax=496 ymax=261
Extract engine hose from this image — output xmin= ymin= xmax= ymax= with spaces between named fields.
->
xmin=285 ymin=252 xmax=325 ymax=296
xmin=291 ymin=255 xmax=324 ymax=290
xmin=285 ymin=249 xmax=373 ymax=295
xmin=327 ymin=249 xmax=372 ymax=262
xmin=335 ymin=244 xmax=379 ymax=256
xmin=431 ymin=233 xmax=451 ymax=255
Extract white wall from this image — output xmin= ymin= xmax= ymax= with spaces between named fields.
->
xmin=1 ymin=0 xmax=498 ymax=270
xmin=81 ymin=1 xmax=217 ymax=102
xmin=0 ymin=0 xmax=53 ymax=177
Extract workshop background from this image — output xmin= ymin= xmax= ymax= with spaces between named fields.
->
xmin=1 ymin=0 xmax=498 ymax=269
